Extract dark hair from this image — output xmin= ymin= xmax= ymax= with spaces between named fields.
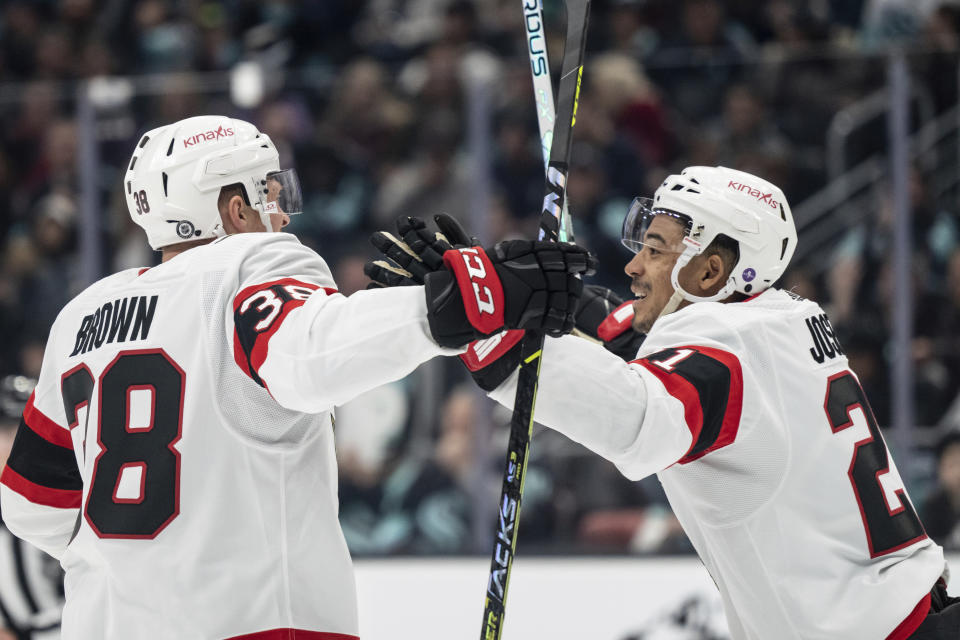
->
xmin=217 ymin=183 xmax=250 ymax=213
xmin=706 ymin=233 xmax=740 ymax=273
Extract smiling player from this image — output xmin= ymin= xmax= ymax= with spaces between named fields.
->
xmin=372 ymin=165 xmax=956 ymax=639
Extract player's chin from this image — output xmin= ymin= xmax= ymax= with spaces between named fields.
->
xmin=631 ymin=299 xmax=655 ymax=334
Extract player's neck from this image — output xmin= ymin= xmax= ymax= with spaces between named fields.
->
xmin=161 ymin=238 xmax=215 ymax=262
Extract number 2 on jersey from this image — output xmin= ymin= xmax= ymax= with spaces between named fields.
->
xmin=824 ymin=371 xmax=926 ymax=558
xmin=61 ymin=349 xmax=184 ymax=539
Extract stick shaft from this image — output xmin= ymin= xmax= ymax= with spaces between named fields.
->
xmin=538 ymin=0 xmax=589 ymax=243
xmin=524 ymin=0 xmax=557 ymax=168
xmin=523 ymin=0 xmax=577 ymax=242
xmin=480 ymin=3 xmax=590 ymax=639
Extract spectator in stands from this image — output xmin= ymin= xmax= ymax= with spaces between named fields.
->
xmin=561 ymin=454 xmax=688 ymax=554
xmin=491 ymin=107 xmax=543 ymax=225
xmin=316 ymin=58 xmax=414 ymax=170
xmin=933 ymin=249 xmax=960 ymax=431
xmin=922 ymin=432 xmax=960 ymax=550
xmin=337 ymin=383 xmax=474 ymax=554
xmin=563 ymin=140 xmax=625 ymax=288
xmin=917 ymin=4 xmax=960 ymax=114
xmin=605 ymin=0 xmax=656 ymax=58
xmin=371 ymin=108 xmax=474 ymax=228
xmin=702 ymin=83 xmax=791 ymax=189
xmin=828 ymin=170 xmax=957 ymax=327
xmin=132 ymin=0 xmax=196 ymax=72
xmin=584 ymin=53 xmax=665 ymax=178
xmin=645 ymin=0 xmax=755 ymax=121
xmin=354 ymin=0 xmax=450 ymax=54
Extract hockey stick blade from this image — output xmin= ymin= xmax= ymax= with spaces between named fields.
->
xmin=480 ymin=2 xmax=590 ymax=639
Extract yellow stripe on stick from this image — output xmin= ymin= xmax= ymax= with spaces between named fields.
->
xmin=571 ymin=66 xmax=583 ymax=126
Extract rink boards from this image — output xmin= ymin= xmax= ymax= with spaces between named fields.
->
xmin=355 ymin=553 xmax=960 ymax=639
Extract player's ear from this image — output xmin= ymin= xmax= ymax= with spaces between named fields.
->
xmin=698 ymin=253 xmax=728 ymax=295
xmin=220 ymin=195 xmax=249 ymax=234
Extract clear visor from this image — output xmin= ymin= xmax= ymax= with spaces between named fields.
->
xmin=257 ymin=168 xmax=302 ymax=216
xmin=620 ymin=197 xmax=691 ymax=255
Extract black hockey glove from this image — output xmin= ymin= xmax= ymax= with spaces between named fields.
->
xmin=364 ymin=214 xmax=475 ymax=288
xmin=576 ymin=285 xmax=647 ymax=361
xmin=365 ymin=215 xmax=524 ymax=388
xmin=460 ymin=285 xmax=646 ymax=390
xmin=424 ymin=240 xmax=596 ymax=348
xmin=364 ymin=216 xmax=639 ymax=387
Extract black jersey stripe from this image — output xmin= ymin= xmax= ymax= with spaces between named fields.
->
xmin=6 ymin=418 xmax=82 ymax=492
xmin=637 ymin=345 xmax=744 ymax=464
xmin=669 ymin=353 xmax=733 ymax=459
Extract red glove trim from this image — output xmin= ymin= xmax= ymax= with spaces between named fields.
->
xmin=460 ymin=329 xmax=525 ymax=371
xmin=443 ymin=247 xmax=504 ymax=335
xmin=597 ymin=301 xmax=635 ymax=342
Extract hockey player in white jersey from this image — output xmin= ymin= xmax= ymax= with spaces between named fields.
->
xmin=0 ymin=115 xmax=594 ymax=640
xmin=369 ymin=166 xmax=959 ymax=639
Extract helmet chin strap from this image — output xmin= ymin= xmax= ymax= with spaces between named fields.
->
xmin=250 ymin=175 xmax=279 ymax=232
xmin=253 ymin=202 xmax=282 ymax=233
xmin=257 ymin=208 xmax=274 ymax=231
xmin=657 ymin=289 xmax=685 ymax=320
xmin=657 ymin=245 xmax=737 ymax=321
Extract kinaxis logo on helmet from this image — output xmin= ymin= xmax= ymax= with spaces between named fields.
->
xmin=182 ymin=125 xmax=235 ymax=148
xmin=727 ymin=180 xmax=779 ymax=209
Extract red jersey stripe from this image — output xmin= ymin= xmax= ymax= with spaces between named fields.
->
xmin=232 ymin=278 xmax=336 ymax=312
xmin=885 ymin=591 xmax=930 ymax=640
xmin=633 ymin=345 xmax=743 ymax=464
xmin=23 ymin=393 xmax=73 ymax=449
xmin=232 ymin=279 xmax=337 ymax=386
xmin=0 ymin=466 xmax=82 ymax=509
xmin=636 ymin=358 xmax=705 ymax=444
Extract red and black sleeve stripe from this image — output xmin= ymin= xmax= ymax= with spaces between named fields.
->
xmin=634 ymin=346 xmax=743 ymax=464
xmin=0 ymin=393 xmax=81 ymax=508
xmin=232 ymin=278 xmax=336 ymax=388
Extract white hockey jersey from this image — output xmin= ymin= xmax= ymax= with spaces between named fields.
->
xmin=490 ymin=288 xmax=945 ymax=639
xmin=0 ymin=232 xmax=452 ymax=640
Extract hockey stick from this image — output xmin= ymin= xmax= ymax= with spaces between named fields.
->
xmin=522 ymin=0 xmax=575 ymax=242
xmin=480 ymin=2 xmax=590 ymax=639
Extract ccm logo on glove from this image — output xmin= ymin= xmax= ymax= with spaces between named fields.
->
xmin=443 ymin=247 xmax=504 ymax=334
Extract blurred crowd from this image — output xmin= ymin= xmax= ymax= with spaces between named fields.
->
xmin=2 ymin=0 xmax=960 ymax=556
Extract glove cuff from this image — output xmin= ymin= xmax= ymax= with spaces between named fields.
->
xmin=597 ymin=300 xmax=635 ymax=342
xmin=460 ymin=329 xmax=525 ymax=371
xmin=459 ymin=330 xmax=525 ymax=392
xmin=424 ymin=271 xmax=477 ymax=348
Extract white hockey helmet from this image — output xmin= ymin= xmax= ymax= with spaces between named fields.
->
xmin=124 ymin=115 xmax=302 ymax=250
xmin=622 ymin=166 xmax=797 ymax=306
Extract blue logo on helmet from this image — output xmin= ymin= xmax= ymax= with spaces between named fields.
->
xmin=742 ymin=268 xmax=756 ymax=282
